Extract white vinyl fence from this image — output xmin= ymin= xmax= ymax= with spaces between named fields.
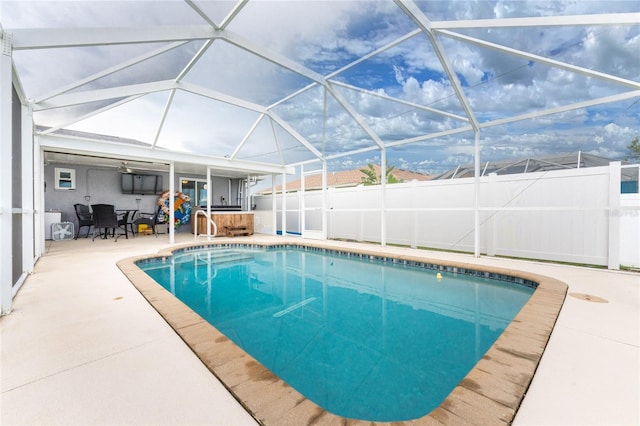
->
xmin=253 ymin=162 xmax=640 ymax=269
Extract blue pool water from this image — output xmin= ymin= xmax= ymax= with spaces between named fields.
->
xmin=138 ymin=246 xmax=534 ymax=421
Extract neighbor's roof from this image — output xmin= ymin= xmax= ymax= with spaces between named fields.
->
xmin=431 ymin=152 xmax=636 ymax=179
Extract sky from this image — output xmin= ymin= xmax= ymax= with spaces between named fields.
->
xmin=2 ymin=0 xmax=639 ymax=175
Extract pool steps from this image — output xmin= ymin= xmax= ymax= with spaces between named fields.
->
xmin=142 ymin=249 xmax=255 ymax=270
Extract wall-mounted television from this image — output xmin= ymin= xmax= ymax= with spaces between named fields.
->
xmin=121 ymin=173 xmax=163 ymax=195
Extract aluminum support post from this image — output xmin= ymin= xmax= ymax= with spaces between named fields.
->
xmin=169 ymin=162 xmax=175 ymax=244
xmin=1 ymin=31 xmax=14 ymax=315
xmin=474 ymin=131 xmax=481 ymax=258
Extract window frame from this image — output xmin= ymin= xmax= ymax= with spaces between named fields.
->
xmin=180 ymin=177 xmax=208 ymax=206
xmin=54 ymin=167 xmax=76 ymax=190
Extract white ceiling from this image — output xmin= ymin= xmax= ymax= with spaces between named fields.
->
xmin=2 ymin=1 xmax=639 ymax=176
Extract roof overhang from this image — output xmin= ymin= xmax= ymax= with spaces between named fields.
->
xmin=38 ymin=132 xmax=293 ymax=178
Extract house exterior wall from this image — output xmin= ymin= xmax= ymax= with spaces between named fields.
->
xmin=42 ymin=164 xmax=245 ymax=235
xmin=43 ymin=164 xmax=162 ymax=226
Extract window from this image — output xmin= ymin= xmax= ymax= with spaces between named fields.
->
xmin=181 ymin=178 xmax=207 ymax=206
xmin=54 ymin=168 xmax=76 ymax=190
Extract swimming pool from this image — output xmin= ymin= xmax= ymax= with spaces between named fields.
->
xmin=134 ymin=244 xmax=539 ymax=422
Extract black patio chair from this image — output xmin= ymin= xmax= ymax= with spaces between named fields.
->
xmin=73 ymin=203 xmax=93 ymax=239
xmin=134 ymin=206 xmax=167 ymax=237
xmin=91 ymin=204 xmax=122 ymax=241
xmin=117 ymin=209 xmax=138 ymax=239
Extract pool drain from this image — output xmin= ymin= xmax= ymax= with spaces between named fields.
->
xmin=568 ymin=292 xmax=608 ymax=303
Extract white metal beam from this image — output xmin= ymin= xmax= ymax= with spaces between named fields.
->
xmin=326 ymin=28 xmax=422 ymax=79
xmin=21 ymin=104 xmax=35 ymax=276
xmin=206 ymin=167 xmax=212 ymax=235
xmin=322 ymin=161 xmax=327 ymax=239
xmin=176 ymin=39 xmax=214 ymax=83
xmin=0 ymin=30 xmax=13 ymax=315
xmin=267 ymin=111 xmax=324 ymax=159
xmin=34 ymin=138 xmax=44 ymax=259
xmin=430 ymin=13 xmax=640 ymax=30
xmin=152 ymin=89 xmax=177 ymax=149
xmin=324 ymin=144 xmax=381 ymax=161
xmin=219 ymin=0 xmax=249 ymax=30
xmin=169 ymin=162 xmax=175 ymax=244
xmin=394 ymin=0 xmax=479 ymax=132
xmin=268 ymin=82 xmax=318 ymax=109
xmin=384 ymin=125 xmax=474 ymax=148
xmin=288 ymin=157 xmax=324 ymax=168
xmin=281 ymin=171 xmax=287 ymax=235
xmin=271 ymin=175 xmax=277 ymax=235
xmin=231 ymin=114 xmax=266 ymax=159
xmin=35 ymin=79 xmax=269 ymax=118
xmin=380 ymin=149 xmax=387 ymax=247
xmin=473 ymin=131 xmax=480 ymax=258
xmin=300 ymin=164 xmax=305 ymax=235
xmin=384 ymin=91 xmax=640 ymax=148
xmin=322 ymin=88 xmax=328 ymax=155
xmin=10 ymin=63 xmax=27 ymax=104
xmin=270 ymin=119 xmax=285 ymax=166
xmin=34 ymin=80 xmax=177 ymax=111
xmin=330 ymin=80 xmax=469 ymax=122
xmin=478 ymin=91 xmax=640 ymax=130
xmin=185 ymin=0 xmax=220 ymax=30
xmin=35 ymin=41 xmax=190 ymax=104
xmin=384 ymin=93 xmax=640 ymax=149
xmin=439 ymin=30 xmax=640 ymax=90
xmin=179 ymin=81 xmax=267 ymax=113
xmin=10 ymin=25 xmax=216 ymax=50
xmin=38 ymin=94 xmax=145 ymax=135
xmin=220 ymin=30 xmax=326 ymax=85
xmin=325 ymin=83 xmax=385 ymax=149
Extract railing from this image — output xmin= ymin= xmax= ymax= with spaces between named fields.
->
xmin=194 ymin=210 xmax=218 ymax=241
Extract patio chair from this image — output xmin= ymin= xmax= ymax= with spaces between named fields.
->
xmin=91 ymin=204 xmax=122 ymax=241
xmin=117 ymin=209 xmax=138 ymax=239
xmin=73 ymin=203 xmax=93 ymax=239
xmin=134 ymin=207 xmax=164 ymax=237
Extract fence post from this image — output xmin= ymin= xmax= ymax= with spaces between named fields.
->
xmin=410 ymin=180 xmax=417 ymax=249
xmin=322 ymin=163 xmax=328 ymax=239
xmin=357 ymin=185 xmax=363 ymax=242
xmin=486 ymin=173 xmax=497 ymax=256
xmin=281 ymin=171 xmax=287 ymax=236
xmin=300 ymin=165 xmax=305 ymax=237
xmin=271 ymin=174 xmax=277 ymax=235
xmin=328 ymin=187 xmax=335 ymax=239
xmin=608 ymin=161 xmax=621 ymax=270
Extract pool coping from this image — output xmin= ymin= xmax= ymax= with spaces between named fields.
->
xmin=117 ymin=241 xmax=568 ymax=426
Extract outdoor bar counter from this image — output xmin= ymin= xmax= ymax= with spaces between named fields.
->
xmin=191 ymin=206 xmax=254 ymax=237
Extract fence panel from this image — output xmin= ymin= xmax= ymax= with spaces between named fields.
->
xmin=487 ymin=167 xmax=609 ymax=264
xmin=253 ymin=164 xmax=636 ymax=266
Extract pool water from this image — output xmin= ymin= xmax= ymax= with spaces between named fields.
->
xmin=139 ymin=246 xmax=534 ymax=421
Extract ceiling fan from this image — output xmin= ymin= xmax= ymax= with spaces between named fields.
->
xmin=117 ymin=160 xmax=169 ymax=174
xmin=117 ymin=161 xmax=133 ymax=173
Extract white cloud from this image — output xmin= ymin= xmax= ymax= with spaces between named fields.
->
xmin=4 ymin=0 xmax=638 ymax=173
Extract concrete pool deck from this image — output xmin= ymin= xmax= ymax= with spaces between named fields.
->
xmin=1 ymin=234 xmax=638 ymax=425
